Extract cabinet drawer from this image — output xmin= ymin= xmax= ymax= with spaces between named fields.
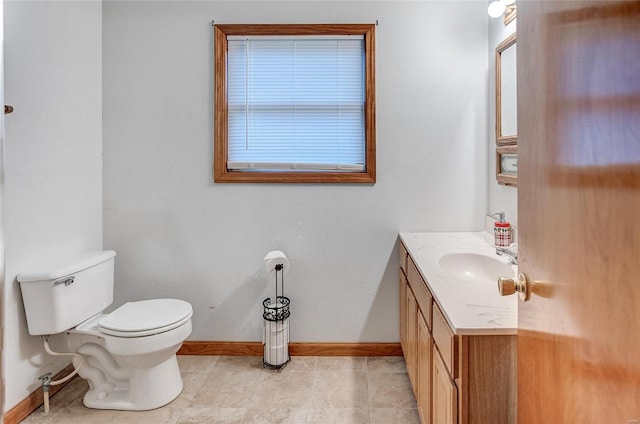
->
xmin=408 ymin=258 xmax=433 ymax=330
xmin=399 ymin=242 xmax=408 ymax=275
xmin=432 ymin=304 xmax=457 ymax=378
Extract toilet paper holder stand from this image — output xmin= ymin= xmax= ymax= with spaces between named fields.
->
xmin=262 ymin=262 xmax=291 ymax=370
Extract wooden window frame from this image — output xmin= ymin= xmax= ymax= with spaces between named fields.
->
xmin=214 ymin=24 xmax=376 ymax=183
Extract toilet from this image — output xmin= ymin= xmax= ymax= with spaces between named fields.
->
xmin=17 ymin=250 xmax=193 ymax=411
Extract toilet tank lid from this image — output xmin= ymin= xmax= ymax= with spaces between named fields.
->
xmin=17 ymin=250 xmax=116 ymax=283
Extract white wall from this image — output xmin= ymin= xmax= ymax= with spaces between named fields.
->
xmin=3 ymin=0 xmax=103 ymax=411
xmin=103 ymin=1 xmax=489 ymax=343
xmin=488 ymin=11 xmax=517 ymax=226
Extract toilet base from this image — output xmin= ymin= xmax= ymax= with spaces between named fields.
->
xmin=82 ymin=354 xmax=183 ymax=411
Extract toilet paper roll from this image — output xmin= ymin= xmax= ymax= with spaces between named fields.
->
xmin=264 ymin=250 xmax=290 ymax=276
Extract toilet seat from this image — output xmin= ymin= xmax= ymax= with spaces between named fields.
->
xmin=98 ymin=299 xmax=193 ymax=338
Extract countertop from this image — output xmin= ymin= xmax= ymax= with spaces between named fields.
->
xmin=399 ymin=232 xmax=517 ymax=336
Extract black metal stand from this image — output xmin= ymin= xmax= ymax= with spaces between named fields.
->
xmin=263 ymin=263 xmax=290 ymax=371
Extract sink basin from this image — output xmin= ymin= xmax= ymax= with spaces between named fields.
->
xmin=438 ymin=253 xmax=515 ymax=283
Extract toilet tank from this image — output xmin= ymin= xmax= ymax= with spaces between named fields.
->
xmin=17 ymin=250 xmax=116 ymax=336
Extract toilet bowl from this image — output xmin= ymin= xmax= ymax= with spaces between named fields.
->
xmin=67 ymin=299 xmax=193 ymax=410
xmin=17 ymin=251 xmax=194 ymax=411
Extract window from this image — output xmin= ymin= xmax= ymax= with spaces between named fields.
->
xmin=214 ymin=24 xmax=376 ymax=183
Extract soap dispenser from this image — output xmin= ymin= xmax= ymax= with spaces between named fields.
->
xmin=492 ymin=212 xmax=512 ymax=247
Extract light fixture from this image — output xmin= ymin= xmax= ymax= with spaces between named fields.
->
xmin=488 ymin=0 xmax=517 ymax=24
xmin=488 ymin=1 xmax=506 ymax=18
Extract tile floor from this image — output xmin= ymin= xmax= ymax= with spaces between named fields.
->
xmin=21 ymin=356 xmax=420 ymax=424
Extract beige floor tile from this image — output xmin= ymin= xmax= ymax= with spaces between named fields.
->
xmin=178 ymin=407 xmax=246 ymax=424
xmin=24 ymin=409 xmax=117 ymax=424
xmin=368 ymin=372 xmax=417 ymax=409
xmin=48 ymin=378 xmax=90 ymax=409
xmin=213 ymin=356 xmax=264 ymax=372
xmin=282 ymin=356 xmax=317 ymax=372
xmin=177 ymin=355 xmax=219 ymax=372
xmin=24 ymin=404 xmax=184 ymax=424
xmin=21 ymin=355 xmax=419 ymax=424
xmin=96 ymin=406 xmax=184 ymax=424
xmin=250 ymin=371 xmax=315 ymax=408
xmin=22 ymin=381 xmax=98 ymax=424
xmin=316 ymin=357 xmax=367 ymax=372
xmin=366 ymin=356 xmax=408 ymax=373
xmin=241 ymin=407 xmax=310 ymax=424
xmin=19 ymin=409 xmax=69 ymax=424
xmin=305 ymin=408 xmax=370 ymax=424
xmin=311 ymin=372 xmax=369 ymax=409
xmin=369 ymin=407 xmax=421 ymax=424
xmin=190 ymin=371 xmax=261 ymax=408
xmin=168 ymin=371 xmax=209 ymax=408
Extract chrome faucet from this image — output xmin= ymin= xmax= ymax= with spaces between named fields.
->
xmin=490 ymin=211 xmax=505 ymax=222
xmin=496 ymin=244 xmax=518 ymax=265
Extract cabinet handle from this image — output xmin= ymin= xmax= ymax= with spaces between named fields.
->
xmin=498 ymin=272 xmax=530 ymax=301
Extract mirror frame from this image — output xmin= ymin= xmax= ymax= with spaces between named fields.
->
xmin=504 ymin=5 xmax=517 ymax=26
xmin=496 ymin=32 xmax=517 ymax=145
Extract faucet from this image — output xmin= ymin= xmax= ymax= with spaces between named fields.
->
xmin=490 ymin=211 xmax=505 ymax=222
xmin=496 ymin=243 xmax=518 ymax=265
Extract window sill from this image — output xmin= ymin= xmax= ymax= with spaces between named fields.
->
xmin=213 ymin=169 xmax=376 ymax=184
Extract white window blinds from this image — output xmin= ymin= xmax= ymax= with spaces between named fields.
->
xmin=226 ymin=35 xmax=366 ymax=172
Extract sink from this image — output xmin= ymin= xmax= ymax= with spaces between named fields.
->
xmin=438 ymin=253 xmax=515 ymax=284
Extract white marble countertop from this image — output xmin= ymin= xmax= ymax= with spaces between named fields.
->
xmin=399 ymin=232 xmax=518 ymax=336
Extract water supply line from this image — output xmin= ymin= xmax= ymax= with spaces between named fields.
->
xmin=38 ymin=336 xmax=84 ymax=414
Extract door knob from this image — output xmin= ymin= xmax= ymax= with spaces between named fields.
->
xmin=498 ymin=272 xmax=530 ymax=301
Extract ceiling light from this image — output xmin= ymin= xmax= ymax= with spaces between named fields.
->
xmin=488 ymin=1 xmax=507 ymax=18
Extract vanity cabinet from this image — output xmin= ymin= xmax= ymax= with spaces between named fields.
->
xmin=399 ymin=241 xmax=516 ymax=424
xmin=400 ymin=242 xmax=433 ymax=423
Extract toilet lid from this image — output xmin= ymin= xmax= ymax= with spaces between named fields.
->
xmin=98 ymin=299 xmax=192 ymax=336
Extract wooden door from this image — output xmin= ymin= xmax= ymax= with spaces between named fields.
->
xmin=518 ymin=1 xmax=640 ymax=422
xmin=406 ymin=286 xmax=418 ymax=390
xmin=417 ymin=313 xmax=432 ymax=424
xmin=432 ymin=350 xmax=457 ymax=424
xmin=400 ymin=272 xmax=407 ymax=355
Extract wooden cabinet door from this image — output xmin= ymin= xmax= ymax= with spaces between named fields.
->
xmin=518 ymin=1 xmax=640 ymax=422
xmin=399 ymin=272 xmax=407 ymax=355
xmin=432 ymin=350 xmax=457 ymax=424
xmin=417 ymin=312 xmax=432 ymax=424
xmin=406 ymin=286 xmax=418 ymax=390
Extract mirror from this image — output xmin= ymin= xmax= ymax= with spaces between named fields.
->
xmin=496 ymin=145 xmax=517 ymax=186
xmin=496 ymin=33 xmax=517 ymax=145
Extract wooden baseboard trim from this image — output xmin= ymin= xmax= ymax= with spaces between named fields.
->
xmin=178 ymin=341 xmax=402 ymax=356
xmin=178 ymin=341 xmax=263 ymax=356
xmin=290 ymin=342 xmax=403 ymax=356
xmin=4 ymin=364 xmax=77 ymax=424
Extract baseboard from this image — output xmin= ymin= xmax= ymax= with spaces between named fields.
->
xmin=290 ymin=342 xmax=403 ymax=356
xmin=178 ymin=341 xmax=402 ymax=356
xmin=3 ymin=364 xmax=76 ymax=424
